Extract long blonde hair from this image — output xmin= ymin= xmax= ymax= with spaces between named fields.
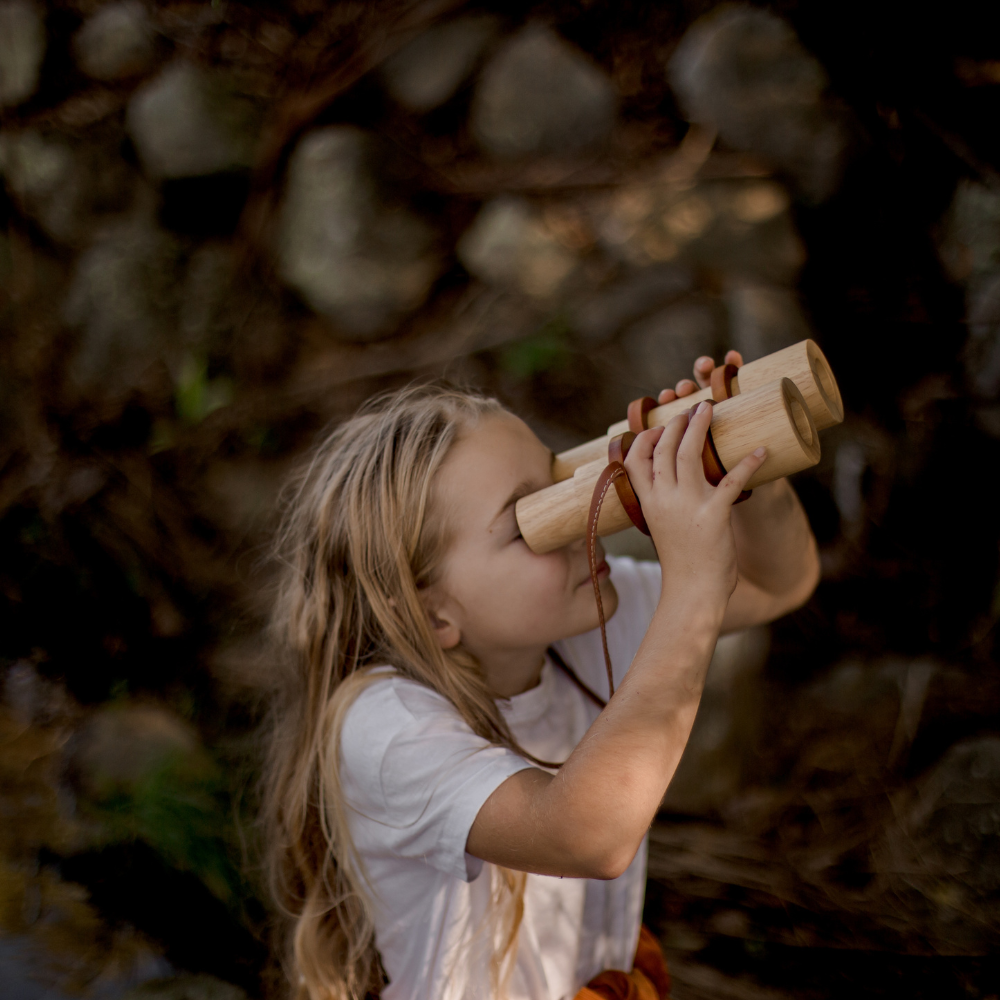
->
xmin=261 ymin=384 xmax=532 ymax=999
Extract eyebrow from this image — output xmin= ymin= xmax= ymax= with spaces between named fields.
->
xmin=492 ymin=476 xmax=545 ymax=527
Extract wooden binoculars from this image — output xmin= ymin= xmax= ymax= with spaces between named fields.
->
xmin=515 ymin=340 xmax=843 ymax=553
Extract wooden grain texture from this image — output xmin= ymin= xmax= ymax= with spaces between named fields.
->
xmin=553 ymin=339 xmax=842 ymax=482
xmin=517 ymin=456 xmax=633 ymax=554
xmin=734 ymin=339 xmax=843 ymax=431
xmin=519 ymin=377 xmax=820 ymax=553
xmin=712 ymin=377 xmax=820 ymax=489
xmin=551 ymin=436 xmax=610 ymax=481
xmin=606 ymin=385 xmax=714 ymax=438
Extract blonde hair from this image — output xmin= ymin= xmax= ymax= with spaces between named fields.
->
xmin=261 ymin=384 xmax=534 ymax=999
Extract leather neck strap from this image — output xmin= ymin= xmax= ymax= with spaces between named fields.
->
xmin=583 ymin=368 xmax=747 ymax=704
xmin=585 ymin=432 xmax=650 ymax=700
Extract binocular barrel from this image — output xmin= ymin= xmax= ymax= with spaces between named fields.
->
xmin=516 ymin=371 xmax=828 ymax=555
xmin=550 ymin=339 xmax=842 ymax=482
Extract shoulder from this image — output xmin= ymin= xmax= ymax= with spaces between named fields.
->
xmin=336 ymin=671 xmax=534 ymax=880
xmin=339 ymin=672 xmax=465 ymax=777
xmin=338 ymin=672 xmax=529 ymax=810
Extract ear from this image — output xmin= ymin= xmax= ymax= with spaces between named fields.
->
xmin=428 ymin=608 xmax=461 ymax=650
xmin=422 ymin=591 xmax=462 ymax=650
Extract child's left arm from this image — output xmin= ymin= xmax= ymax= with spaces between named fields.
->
xmin=657 ymin=353 xmax=820 ymax=633
xmin=721 ymin=477 xmax=819 ymax=632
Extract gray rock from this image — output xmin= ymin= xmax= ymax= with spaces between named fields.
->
xmin=0 ymin=131 xmax=77 ymax=241
xmin=936 ymin=183 xmax=1000 ymax=398
xmin=73 ymin=1 xmax=156 ymax=82
xmin=471 ymin=24 xmax=616 ymax=159
xmin=126 ymin=61 xmax=261 ymax=179
xmin=0 ymin=1 xmax=45 ymax=108
xmin=571 ymin=264 xmax=694 ymax=344
xmin=621 ymin=296 xmax=723 ymax=390
xmin=967 ymin=272 xmax=1000 ymax=398
xmin=178 ymin=242 xmax=238 ymax=348
xmin=381 ymin=14 xmax=499 ymax=113
xmin=724 ymin=280 xmax=810 ymax=361
xmin=277 ymin=126 xmax=442 ymax=338
xmin=64 ymin=215 xmax=184 ymax=397
xmin=594 ymin=176 xmax=806 ymax=284
xmin=938 ymin=180 xmax=1000 ymax=287
xmin=669 ymin=6 xmax=850 ymax=202
xmin=457 ymin=196 xmax=581 ymax=299
xmin=74 ymin=703 xmax=200 ymax=797
xmin=0 ymin=130 xmax=135 ymax=244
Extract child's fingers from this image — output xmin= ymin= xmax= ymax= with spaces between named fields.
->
xmin=693 ymin=356 xmax=714 ymax=388
xmin=714 ymin=447 xmax=767 ymax=503
xmin=623 ymin=426 xmax=665 ymax=494
xmin=675 ymin=400 xmax=713 ymax=484
xmin=723 ymin=349 xmax=744 ymax=368
xmin=673 ymin=378 xmax=698 ymax=397
xmin=647 ymin=416 xmax=688 ymax=488
xmin=657 ymin=387 xmax=678 ymax=404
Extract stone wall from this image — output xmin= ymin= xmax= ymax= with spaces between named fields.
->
xmin=1 ymin=2 xmax=999 ymax=998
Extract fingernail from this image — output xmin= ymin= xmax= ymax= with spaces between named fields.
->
xmin=753 ymin=447 xmax=766 ymax=458
xmin=696 ymin=401 xmax=710 ymax=414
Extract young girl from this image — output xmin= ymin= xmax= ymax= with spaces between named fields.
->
xmin=263 ymin=356 xmax=819 ymax=1000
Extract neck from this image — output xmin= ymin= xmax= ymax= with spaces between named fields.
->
xmin=476 ymin=645 xmax=548 ymax=699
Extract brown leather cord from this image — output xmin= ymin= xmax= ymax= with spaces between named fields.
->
xmin=547 ymin=645 xmax=608 ymax=709
xmin=517 ymin=648 xmax=606 ymax=772
xmin=608 ymin=433 xmax=650 ymax=535
xmin=690 ymin=401 xmax=752 ymax=504
xmin=587 ymin=459 xmax=626 ymax=699
xmin=710 ymin=362 xmax=740 ymax=402
xmin=627 ymin=396 xmax=657 ymax=434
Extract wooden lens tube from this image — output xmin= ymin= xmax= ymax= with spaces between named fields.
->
xmin=516 ymin=377 xmax=821 ymax=554
xmin=550 ymin=339 xmax=843 ymax=482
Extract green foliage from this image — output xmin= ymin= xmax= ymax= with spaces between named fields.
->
xmin=84 ymin=750 xmax=245 ymax=909
xmin=498 ymin=320 xmax=573 ymax=378
xmin=174 ymin=354 xmax=233 ymax=427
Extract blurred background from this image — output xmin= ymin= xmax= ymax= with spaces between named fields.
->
xmin=2 ymin=1 xmax=1000 ymax=997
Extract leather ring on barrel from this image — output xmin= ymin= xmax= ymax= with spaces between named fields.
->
xmin=690 ymin=402 xmax=752 ymax=504
xmin=607 ymin=433 xmax=651 ymax=534
xmin=710 ymin=363 xmax=740 ymax=402
xmin=627 ymin=396 xmax=657 ymax=435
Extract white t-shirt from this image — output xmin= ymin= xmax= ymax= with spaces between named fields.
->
xmin=337 ymin=557 xmax=662 ymax=1000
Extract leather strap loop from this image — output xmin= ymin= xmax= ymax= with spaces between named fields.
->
xmin=690 ymin=401 xmax=752 ymax=504
xmin=627 ymin=396 xmax=657 ymax=435
xmin=548 ymin=645 xmax=607 ymax=709
xmin=710 ymin=363 xmax=740 ymax=402
xmin=608 ymin=433 xmax=650 ymax=535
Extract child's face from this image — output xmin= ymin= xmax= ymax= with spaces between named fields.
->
xmin=428 ymin=412 xmax=618 ymax=689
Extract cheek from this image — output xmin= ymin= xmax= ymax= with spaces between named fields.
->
xmin=464 ymin=547 xmax=575 ymax=639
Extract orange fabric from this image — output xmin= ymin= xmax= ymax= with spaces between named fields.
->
xmin=573 ymin=925 xmax=671 ymax=1000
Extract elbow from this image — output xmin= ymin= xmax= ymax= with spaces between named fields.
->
xmin=566 ymin=833 xmax=639 ymax=881
xmin=772 ymin=536 xmax=821 ymax=619
xmin=590 ymin=849 xmax=635 ymax=881
xmin=790 ymin=537 xmax=821 ymax=610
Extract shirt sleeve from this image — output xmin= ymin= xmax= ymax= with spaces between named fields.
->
xmin=337 ymin=676 xmax=535 ymax=882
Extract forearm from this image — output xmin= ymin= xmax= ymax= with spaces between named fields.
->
xmin=468 ymin=591 xmax=722 ymax=878
xmin=731 ymin=478 xmax=817 ymax=597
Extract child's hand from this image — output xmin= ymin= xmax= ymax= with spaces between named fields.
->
xmin=656 ymin=350 xmax=744 ymax=404
xmin=623 ymin=400 xmax=765 ymax=605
